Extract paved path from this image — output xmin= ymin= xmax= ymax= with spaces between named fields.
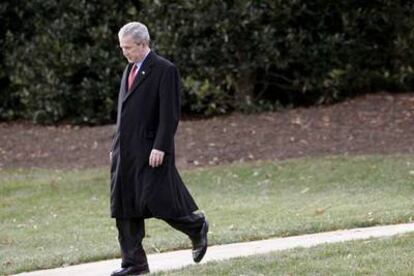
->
xmin=15 ymin=223 xmax=414 ymax=276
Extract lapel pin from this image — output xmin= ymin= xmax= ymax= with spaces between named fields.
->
xmin=142 ymin=71 xmax=145 ymax=75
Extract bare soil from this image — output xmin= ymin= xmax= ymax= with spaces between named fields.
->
xmin=1 ymin=93 xmax=413 ymax=170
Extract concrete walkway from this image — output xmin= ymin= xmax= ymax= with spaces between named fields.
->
xmin=16 ymin=223 xmax=414 ymax=276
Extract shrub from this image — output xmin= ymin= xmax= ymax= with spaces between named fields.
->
xmin=142 ymin=0 xmax=414 ymax=110
xmin=1 ymin=0 xmax=135 ymax=123
xmin=1 ymin=0 xmax=414 ymax=123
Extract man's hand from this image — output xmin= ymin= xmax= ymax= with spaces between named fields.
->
xmin=149 ymin=149 xmax=165 ymax=168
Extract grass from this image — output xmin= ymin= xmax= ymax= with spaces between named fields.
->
xmin=1 ymin=155 xmax=414 ymax=274
xmin=156 ymin=232 xmax=414 ymax=275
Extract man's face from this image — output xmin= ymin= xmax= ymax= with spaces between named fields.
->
xmin=119 ymin=35 xmax=146 ymax=63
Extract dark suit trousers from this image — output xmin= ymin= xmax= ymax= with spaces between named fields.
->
xmin=116 ymin=212 xmax=206 ymax=268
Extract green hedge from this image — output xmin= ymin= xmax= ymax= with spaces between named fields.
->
xmin=143 ymin=0 xmax=414 ymax=113
xmin=1 ymin=0 xmax=135 ymax=124
xmin=1 ymin=1 xmax=414 ymax=123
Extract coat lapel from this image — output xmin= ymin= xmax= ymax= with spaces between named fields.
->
xmin=119 ymin=66 xmax=129 ymax=102
xmin=123 ymin=51 xmax=155 ymax=103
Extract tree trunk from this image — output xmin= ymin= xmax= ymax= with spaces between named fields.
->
xmin=233 ymin=70 xmax=256 ymax=108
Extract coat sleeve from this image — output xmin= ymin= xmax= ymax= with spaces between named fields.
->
xmin=153 ymin=64 xmax=181 ymax=153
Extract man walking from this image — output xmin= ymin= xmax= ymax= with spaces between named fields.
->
xmin=109 ymin=22 xmax=208 ymax=275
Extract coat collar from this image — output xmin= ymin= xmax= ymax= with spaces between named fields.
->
xmin=122 ymin=51 xmax=155 ymax=103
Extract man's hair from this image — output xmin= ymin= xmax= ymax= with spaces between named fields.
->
xmin=118 ymin=22 xmax=150 ymax=45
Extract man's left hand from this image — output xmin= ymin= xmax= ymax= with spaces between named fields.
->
xmin=149 ymin=149 xmax=165 ymax=167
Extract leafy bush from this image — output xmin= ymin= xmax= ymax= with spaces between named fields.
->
xmin=143 ymin=0 xmax=414 ymax=110
xmin=1 ymin=0 xmax=414 ymax=123
xmin=1 ymin=0 xmax=135 ymax=123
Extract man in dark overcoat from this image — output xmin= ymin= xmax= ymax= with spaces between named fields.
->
xmin=109 ymin=22 xmax=208 ymax=276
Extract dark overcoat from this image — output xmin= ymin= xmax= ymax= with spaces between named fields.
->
xmin=110 ymin=51 xmax=198 ymax=219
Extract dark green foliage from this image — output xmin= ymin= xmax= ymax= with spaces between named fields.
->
xmin=1 ymin=0 xmax=136 ymax=123
xmin=1 ymin=0 xmax=414 ymax=123
xmin=142 ymin=0 xmax=414 ymax=113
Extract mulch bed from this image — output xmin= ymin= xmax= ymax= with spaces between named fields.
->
xmin=1 ymin=93 xmax=413 ymax=170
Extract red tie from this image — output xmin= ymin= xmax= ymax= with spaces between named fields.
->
xmin=128 ymin=64 xmax=138 ymax=91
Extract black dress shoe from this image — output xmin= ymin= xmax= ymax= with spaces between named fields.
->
xmin=191 ymin=219 xmax=209 ymax=263
xmin=110 ymin=265 xmax=149 ymax=276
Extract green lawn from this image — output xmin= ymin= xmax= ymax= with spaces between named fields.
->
xmin=156 ymin=232 xmax=414 ymax=275
xmin=1 ymin=155 xmax=414 ymax=274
